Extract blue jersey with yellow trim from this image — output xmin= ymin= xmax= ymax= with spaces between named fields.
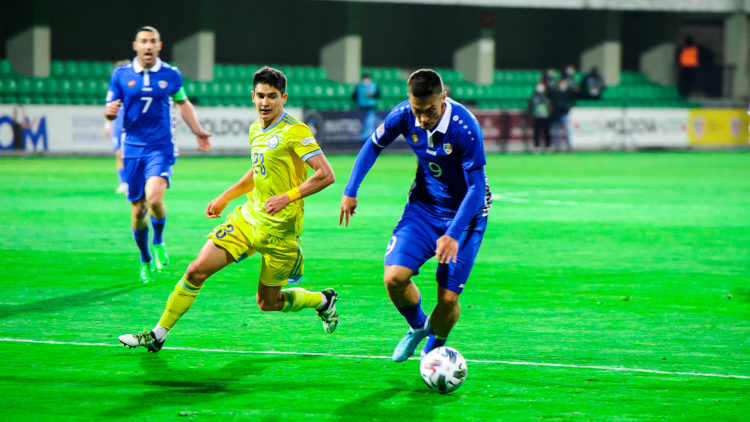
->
xmin=106 ymin=58 xmax=182 ymax=157
xmin=372 ymin=98 xmax=490 ymax=219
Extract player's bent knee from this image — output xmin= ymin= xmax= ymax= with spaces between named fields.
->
xmin=185 ymin=262 xmax=208 ymax=287
xmin=255 ymin=297 xmax=277 ymax=312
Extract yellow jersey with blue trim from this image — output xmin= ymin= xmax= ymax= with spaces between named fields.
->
xmin=241 ymin=111 xmax=323 ymax=238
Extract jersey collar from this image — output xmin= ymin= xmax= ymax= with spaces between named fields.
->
xmin=132 ymin=57 xmax=163 ymax=73
xmin=262 ymin=111 xmax=287 ymax=133
xmin=416 ymin=99 xmax=453 ymax=138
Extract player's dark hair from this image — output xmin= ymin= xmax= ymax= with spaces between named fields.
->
xmin=408 ymin=69 xmax=444 ymax=99
xmin=253 ymin=67 xmax=287 ymax=95
xmin=135 ymin=26 xmax=160 ymax=41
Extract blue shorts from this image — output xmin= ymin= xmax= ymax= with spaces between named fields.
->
xmin=123 ymin=153 xmax=176 ymax=202
xmin=384 ymin=202 xmax=487 ymax=294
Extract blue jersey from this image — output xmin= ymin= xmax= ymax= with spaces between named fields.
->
xmin=368 ymin=98 xmax=491 ymax=219
xmin=106 ymin=58 xmax=182 ymax=157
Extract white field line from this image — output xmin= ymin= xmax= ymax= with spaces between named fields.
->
xmin=1 ymin=337 xmax=748 ymax=380
xmin=490 ymin=189 xmax=719 ymax=210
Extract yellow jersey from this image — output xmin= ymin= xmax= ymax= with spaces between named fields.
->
xmin=241 ymin=111 xmax=322 ymax=238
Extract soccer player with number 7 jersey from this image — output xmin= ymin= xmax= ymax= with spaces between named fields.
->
xmin=119 ymin=67 xmax=339 ymax=353
xmin=340 ymin=69 xmax=492 ymax=362
xmin=105 ymin=26 xmax=212 ymax=284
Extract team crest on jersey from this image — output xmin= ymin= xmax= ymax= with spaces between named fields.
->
xmin=268 ymin=135 xmax=279 ymax=149
xmin=127 ymin=80 xmax=136 ymax=88
xmin=443 ymin=143 xmax=453 ymax=154
xmin=410 ymin=133 xmax=419 ymax=145
xmin=159 ymin=80 xmax=168 ymax=89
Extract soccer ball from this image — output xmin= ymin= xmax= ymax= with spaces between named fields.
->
xmin=420 ymin=346 xmax=467 ymax=394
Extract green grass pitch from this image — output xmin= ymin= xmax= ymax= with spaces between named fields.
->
xmin=0 ymin=151 xmax=748 ymax=421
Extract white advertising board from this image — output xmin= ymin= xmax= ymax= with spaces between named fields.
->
xmin=0 ymin=105 xmax=302 ymax=154
xmin=568 ymin=107 xmax=689 ymax=150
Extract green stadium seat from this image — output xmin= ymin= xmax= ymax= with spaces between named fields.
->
xmin=0 ymin=59 xmax=14 ymax=76
xmin=17 ymin=78 xmax=32 ymax=96
xmin=214 ymin=65 xmax=226 ymax=80
xmin=235 ymin=65 xmax=252 ymax=81
xmin=1 ymin=78 xmax=19 ymax=96
xmin=91 ymin=61 xmax=109 ymax=78
xmin=207 ymin=82 xmax=222 ymax=98
xmin=64 ymin=61 xmax=80 ymax=78
xmin=50 ymin=60 xmax=65 ymax=78
xmin=77 ymin=61 xmax=92 ymax=77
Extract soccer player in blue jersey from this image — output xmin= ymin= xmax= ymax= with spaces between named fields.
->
xmin=340 ymin=69 xmax=491 ymax=362
xmin=104 ymin=59 xmax=132 ymax=194
xmin=104 ymin=103 xmax=127 ymax=193
xmin=105 ymin=27 xmax=212 ymax=283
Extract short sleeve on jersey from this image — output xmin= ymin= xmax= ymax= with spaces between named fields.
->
xmin=286 ymin=125 xmax=322 ymax=162
xmin=372 ymin=104 xmax=409 ymax=147
xmin=107 ymin=69 xmax=123 ymax=103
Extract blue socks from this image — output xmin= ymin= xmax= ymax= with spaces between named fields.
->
xmin=396 ymin=298 xmax=429 ymax=330
xmin=117 ymin=168 xmax=126 ymax=184
xmin=422 ymin=332 xmax=447 ymax=356
xmin=151 ymin=216 xmax=166 ymax=245
xmin=132 ymin=227 xmax=151 ymax=263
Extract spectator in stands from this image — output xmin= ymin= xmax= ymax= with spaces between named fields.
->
xmin=528 ymin=82 xmax=552 ymax=152
xmin=11 ymin=107 xmax=24 ymax=150
xmin=677 ymin=36 xmax=700 ymax=98
xmin=542 ymin=67 xmax=557 ymax=90
xmin=550 ymin=78 xmax=576 ymax=152
xmin=355 ymin=72 xmax=379 ymax=141
xmin=11 ymin=106 xmax=38 ymax=150
xmin=562 ymin=64 xmax=578 ymax=94
xmin=104 ymin=59 xmax=131 ymax=194
xmin=581 ymin=66 xmax=605 ymax=100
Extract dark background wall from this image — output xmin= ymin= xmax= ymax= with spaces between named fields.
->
xmin=0 ymin=0 xmax=726 ymax=71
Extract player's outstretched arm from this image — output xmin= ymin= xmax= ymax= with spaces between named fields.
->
xmin=205 ymin=168 xmax=255 ymax=218
xmin=264 ymin=153 xmax=335 ymax=215
xmin=176 ymin=99 xmax=212 ymax=151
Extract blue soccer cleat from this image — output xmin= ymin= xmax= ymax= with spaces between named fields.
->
xmin=392 ymin=318 xmax=430 ymax=362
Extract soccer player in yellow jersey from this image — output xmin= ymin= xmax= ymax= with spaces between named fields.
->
xmin=118 ymin=67 xmax=338 ymax=352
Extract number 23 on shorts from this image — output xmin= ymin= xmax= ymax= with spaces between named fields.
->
xmin=213 ymin=223 xmax=235 ymax=239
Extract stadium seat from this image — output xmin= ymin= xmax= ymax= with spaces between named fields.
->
xmin=0 ymin=59 xmax=14 ymax=76
xmin=1 ymin=78 xmax=18 ymax=96
xmin=77 ymin=61 xmax=92 ymax=78
xmin=16 ymin=78 xmax=32 ymax=96
xmin=64 ymin=61 xmax=80 ymax=78
xmin=50 ymin=60 xmax=65 ymax=78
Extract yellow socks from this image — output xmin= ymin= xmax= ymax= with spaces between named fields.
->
xmin=281 ymin=288 xmax=323 ymax=312
xmin=158 ymin=277 xmax=202 ymax=329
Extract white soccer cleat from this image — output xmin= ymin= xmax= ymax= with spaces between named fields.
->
xmin=116 ymin=183 xmax=128 ymax=194
xmin=118 ymin=330 xmax=165 ymax=353
xmin=317 ymin=288 xmax=339 ymax=334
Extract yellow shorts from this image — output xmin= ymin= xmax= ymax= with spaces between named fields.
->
xmin=208 ymin=206 xmax=304 ymax=287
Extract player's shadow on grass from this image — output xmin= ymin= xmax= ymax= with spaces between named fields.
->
xmin=333 ymin=372 xmax=457 ymax=420
xmin=104 ymin=353 xmax=322 ymax=418
xmin=0 ymin=283 xmax=145 ymax=319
